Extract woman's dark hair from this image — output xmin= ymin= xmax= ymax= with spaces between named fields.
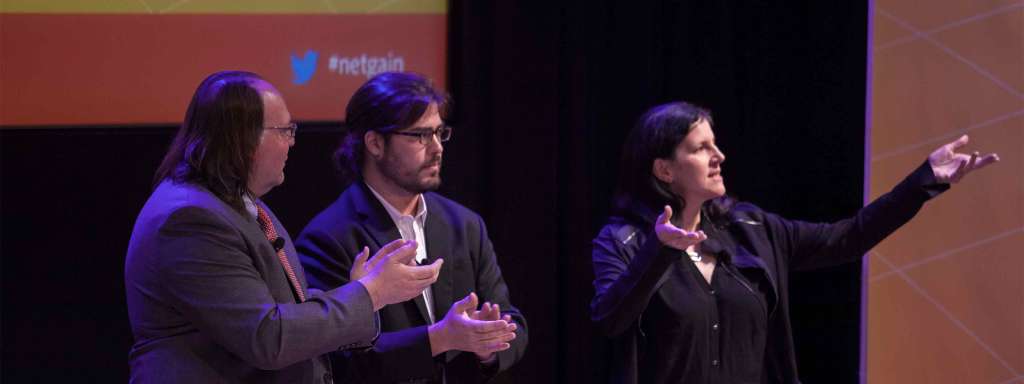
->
xmin=334 ymin=71 xmax=449 ymax=182
xmin=154 ymin=70 xmax=267 ymax=213
xmin=613 ymin=101 xmax=732 ymax=224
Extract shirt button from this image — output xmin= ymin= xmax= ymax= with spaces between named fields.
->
xmin=712 ymin=359 xmax=720 ymax=367
xmin=712 ymin=323 xmax=719 ymax=330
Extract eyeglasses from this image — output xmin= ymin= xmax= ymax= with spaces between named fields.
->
xmin=389 ymin=124 xmax=452 ymax=145
xmin=264 ymin=122 xmax=298 ymax=138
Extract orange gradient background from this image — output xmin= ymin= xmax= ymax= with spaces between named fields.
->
xmin=867 ymin=1 xmax=1023 ymax=383
xmin=0 ymin=1 xmax=447 ymax=126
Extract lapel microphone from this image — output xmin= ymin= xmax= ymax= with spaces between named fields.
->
xmin=271 ymin=237 xmax=286 ymax=252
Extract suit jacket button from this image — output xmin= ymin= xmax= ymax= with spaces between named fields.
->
xmin=323 ymin=372 xmax=333 ymax=383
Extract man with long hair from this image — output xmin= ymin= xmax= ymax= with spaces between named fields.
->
xmin=125 ymin=71 xmax=442 ymax=383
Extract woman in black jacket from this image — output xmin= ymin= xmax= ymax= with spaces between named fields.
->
xmin=590 ymin=101 xmax=998 ymax=384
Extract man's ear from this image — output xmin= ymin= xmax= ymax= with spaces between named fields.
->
xmin=652 ymin=158 xmax=673 ymax=184
xmin=364 ymin=130 xmax=385 ymax=159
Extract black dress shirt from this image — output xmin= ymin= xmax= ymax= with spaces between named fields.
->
xmin=641 ymin=249 xmax=770 ymax=383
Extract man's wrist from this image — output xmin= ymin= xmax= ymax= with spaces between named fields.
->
xmin=427 ymin=322 xmax=447 ymax=356
xmin=477 ymin=352 xmax=497 ymax=364
xmin=357 ymin=277 xmax=383 ymax=311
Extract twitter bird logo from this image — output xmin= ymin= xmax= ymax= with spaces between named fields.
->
xmin=290 ymin=50 xmax=318 ymax=85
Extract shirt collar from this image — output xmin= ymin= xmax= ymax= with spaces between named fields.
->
xmin=365 ymin=182 xmax=428 ymax=224
xmin=243 ymin=193 xmax=258 ymax=219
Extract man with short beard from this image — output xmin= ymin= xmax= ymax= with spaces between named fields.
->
xmin=296 ymin=72 xmax=527 ymax=383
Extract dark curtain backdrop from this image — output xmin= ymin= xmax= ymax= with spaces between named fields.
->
xmin=1 ymin=1 xmax=866 ymax=383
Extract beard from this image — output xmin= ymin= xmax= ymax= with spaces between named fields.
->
xmin=377 ymin=151 xmax=442 ymax=194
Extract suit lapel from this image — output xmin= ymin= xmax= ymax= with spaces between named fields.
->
xmin=352 ymin=182 xmax=403 ymax=249
xmin=423 ymin=193 xmax=453 ymax=322
xmin=352 ymin=183 xmax=434 ymax=324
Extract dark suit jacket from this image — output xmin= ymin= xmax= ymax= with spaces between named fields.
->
xmin=591 ymin=162 xmax=947 ymax=384
xmin=125 ymin=181 xmax=378 ymax=384
xmin=297 ymin=182 xmax=528 ymax=383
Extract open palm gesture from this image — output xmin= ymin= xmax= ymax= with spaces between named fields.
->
xmin=654 ymin=205 xmax=707 ymax=251
xmin=928 ymin=135 xmax=999 ymax=184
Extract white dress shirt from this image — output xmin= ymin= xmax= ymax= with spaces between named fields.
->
xmin=366 ymin=184 xmax=436 ymax=323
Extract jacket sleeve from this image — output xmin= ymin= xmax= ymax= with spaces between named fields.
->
xmin=766 ymin=161 xmax=948 ymax=271
xmin=468 ymin=215 xmax=528 ymax=378
xmin=154 ymin=206 xmax=377 ymax=370
xmin=590 ymin=223 xmax=680 ymax=337
xmin=297 ymin=225 xmax=438 ymax=383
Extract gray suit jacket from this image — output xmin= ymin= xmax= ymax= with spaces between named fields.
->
xmin=125 ymin=181 xmax=378 ymax=383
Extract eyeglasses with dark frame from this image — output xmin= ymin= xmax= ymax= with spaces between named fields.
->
xmin=389 ymin=124 xmax=453 ymax=145
xmin=264 ymin=122 xmax=298 ymax=138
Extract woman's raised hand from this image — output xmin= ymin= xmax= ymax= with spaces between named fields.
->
xmin=655 ymin=205 xmax=707 ymax=251
xmin=928 ymin=135 xmax=999 ymax=184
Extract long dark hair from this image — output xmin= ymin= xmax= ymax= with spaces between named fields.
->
xmin=154 ymin=70 xmax=266 ymax=213
xmin=334 ymin=71 xmax=449 ymax=183
xmin=613 ymin=101 xmax=733 ymax=224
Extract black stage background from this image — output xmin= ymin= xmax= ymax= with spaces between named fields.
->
xmin=1 ymin=1 xmax=867 ymax=382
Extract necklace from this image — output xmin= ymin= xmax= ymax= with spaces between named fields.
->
xmin=685 ymin=247 xmax=701 ymax=262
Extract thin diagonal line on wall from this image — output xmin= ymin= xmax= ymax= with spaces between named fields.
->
xmin=159 ymin=0 xmax=192 ymax=14
xmin=876 ymin=2 xmax=1024 ymax=51
xmin=870 ymin=227 xmax=1023 ymax=282
xmin=872 ymin=108 xmax=1024 ymax=162
xmin=137 ymin=0 xmax=154 ymax=13
xmin=871 ymin=251 xmax=1021 ymax=377
xmin=878 ymin=8 xmax=1024 ymax=101
xmin=368 ymin=0 xmax=402 ymax=13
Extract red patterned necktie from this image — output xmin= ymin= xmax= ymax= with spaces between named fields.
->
xmin=255 ymin=204 xmax=306 ymax=302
